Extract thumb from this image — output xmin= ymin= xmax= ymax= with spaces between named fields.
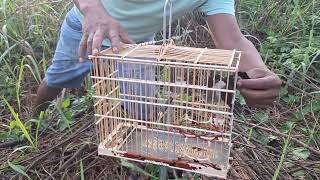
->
xmin=237 ymin=68 xmax=270 ymax=89
xmin=246 ymin=68 xmax=269 ymax=79
xmin=237 ymin=75 xmax=280 ymax=90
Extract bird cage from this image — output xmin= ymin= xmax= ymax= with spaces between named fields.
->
xmin=90 ymin=42 xmax=241 ymax=179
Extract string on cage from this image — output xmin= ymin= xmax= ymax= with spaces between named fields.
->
xmin=135 ymin=0 xmax=173 ymax=47
xmin=163 ymin=0 xmax=173 ymax=44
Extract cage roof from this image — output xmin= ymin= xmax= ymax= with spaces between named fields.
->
xmin=98 ymin=44 xmax=240 ymax=67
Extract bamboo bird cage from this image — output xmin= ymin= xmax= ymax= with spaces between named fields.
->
xmin=90 ymin=42 xmax=241 ymax=179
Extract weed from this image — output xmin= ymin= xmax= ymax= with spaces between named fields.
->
xmin=2 ymin=96 xmax=35 ymax=148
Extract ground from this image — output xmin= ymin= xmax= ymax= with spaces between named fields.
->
xmin=0 ymin=0 xmax=319 ymax=179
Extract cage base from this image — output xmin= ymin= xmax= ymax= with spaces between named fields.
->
xmin=98 ymin=124 xmax=229 ymax=179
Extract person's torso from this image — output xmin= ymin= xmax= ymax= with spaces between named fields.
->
xmin=75 ymin=0 xmax=208 ymax=46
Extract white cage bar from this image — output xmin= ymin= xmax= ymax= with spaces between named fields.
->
xmin=90 ymin=44 xmax=241 ymax=179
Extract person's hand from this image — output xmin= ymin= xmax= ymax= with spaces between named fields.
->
xmin=78 ymin=6 xmax=134 ymax=62
xmin=237 ymin=68 xmax=282 ymax=108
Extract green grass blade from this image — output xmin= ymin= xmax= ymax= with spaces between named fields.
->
xmin=16 ymin=59 xmax=25 ymax=113
xmin=24 ymin=64 xmax=40 ymax=84
xmin=26 ymin=55 xmax=42 ymax=84
xmin=1 ymin=0 xmax=8 ymax=17
xmin=0 ymin=43 xmax=17 ymax=64
xmin=35 ymin=111 xmax=44 ymax=148
xmin=80 ymin=160 xmax=85 ymax=180
xmin=272 ymin=124 xmax=295 ymax=180
xmin=7 ymin=161 xmax=31 ymax=180
xmin=2 ymin=96 xmax=35 ymax=148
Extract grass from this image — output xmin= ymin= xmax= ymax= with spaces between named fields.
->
xmin=2 ymin=96 xmax=35 ymax=148
xmin=272 ymin=123 xmax=295 ymax=180
xmin=0 ymin=0 xmax=319 ymax=179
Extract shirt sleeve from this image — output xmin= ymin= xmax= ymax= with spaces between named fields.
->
xmin=198 ymin=0 xmax=235 ymax=16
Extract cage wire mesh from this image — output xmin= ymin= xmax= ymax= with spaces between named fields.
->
xmin=90 ymin=43 xmax=241 ymax=178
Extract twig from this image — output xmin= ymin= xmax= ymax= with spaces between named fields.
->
xmin=234 ymin=119 xmax=320 ymax=157
xmin=26 ymin=119 xmax=93 ymax=171
xmin=285 ymin=82 xmax=320 ymax=100
xmin=235 ymin=152 xmax=260 ymax=180
xmin=0 ymin=140 xmax=21 ymax=148
xmin=42 ymin=165 xmax=56 ymax=180
xmin=72 ymin=149 xmax=98 ymax=180
xmin=46 ymin=144 xmax=88 ymax=180
xmin=233 ymin=123 xmax=282 ymax=155
xmin=235 ymin=122 xmax=290 ymax=179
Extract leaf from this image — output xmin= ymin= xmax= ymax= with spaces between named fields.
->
xmin=58 ymin=119 xmax=72 ymax=131
xmin=253 ymin=112 xmax=269 ymax=122
xmin=120 ymin=159 xmax=156 ymax=178
xmin=181 ymin=93 xmax=192 ymax=102
xmin=281 ymin=121 xmax=295 ymax=134
xmin=0 ymin=132 xmax=10 ymax=141
xmin=64 ymin=111 xmax=73 ymax=122
xmin=291 ymin=148 xmax=310 ymax=160
xmin=292 ymin=170 xmax=305 ymax=177
xmin=283 ymin=94 xmax=298 ymax=105
xmin=8 ymin=161 xmax=31 ymax=180
xmin=57 ymin=106 xmax=73 ymax=131
xmin=9 ymin=120 xmax=17 ymax=129
xmin=236 ymin=91 xmax=246 ymax=105
xmin=63 ymin=96 xmax=71 ymax=109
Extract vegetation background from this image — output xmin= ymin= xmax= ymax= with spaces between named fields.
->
xmin=0 ymin=0 xmax=319 ymax=179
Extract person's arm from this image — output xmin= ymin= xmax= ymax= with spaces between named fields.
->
xmin=73 ymin=0 xmax=134 ymax=62
xmin=207 ymin=14 xmax=282 ymax=107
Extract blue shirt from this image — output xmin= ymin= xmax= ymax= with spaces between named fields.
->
xmin=75 ymin=0 xmax=235 ymax=46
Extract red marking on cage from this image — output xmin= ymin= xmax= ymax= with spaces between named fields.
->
xmin=122 ymin=152 xmax=197 ymax=170
xmin=120 ymin=152 xmax=223 ymax=171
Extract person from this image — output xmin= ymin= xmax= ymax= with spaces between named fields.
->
xmin=34 ymin=0 xmax=282 ymax=116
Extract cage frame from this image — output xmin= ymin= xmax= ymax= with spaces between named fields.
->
xmin=90 ymin=43 xmax=241 ymax=179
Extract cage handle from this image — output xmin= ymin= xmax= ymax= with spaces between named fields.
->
xmin=163 ymin=0 xmax=173 ymax=44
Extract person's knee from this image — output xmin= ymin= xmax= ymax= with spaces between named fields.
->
xmin=37 ymin=80 xmax=62 ymax=97
xmin=46 ymin=60 xmax=92 ymax=88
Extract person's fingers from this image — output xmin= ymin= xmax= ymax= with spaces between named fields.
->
xmin=237 ymin=76 xmax=282 ymax=90
xmin=86 ymin=32 xmax=94 ymax=56
xmin=246 ymin=68 xmax=268 ymax=79
xmin=239 ymin=88 xmax=279 ymax=100
xmin=119 ymin=29 xmax=135 ymax=44
xmin=92 ymin=29 xmax=105 ymax=55
xmin=246 ymin=100 xmax=275 ymax=108
xmin=245 ymin=99 xmax=275 ymax=108
xmin=108 ymin=28 xmax=120 ymax=53
xmin=79 ymin=33 xmax=89 ymax=63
